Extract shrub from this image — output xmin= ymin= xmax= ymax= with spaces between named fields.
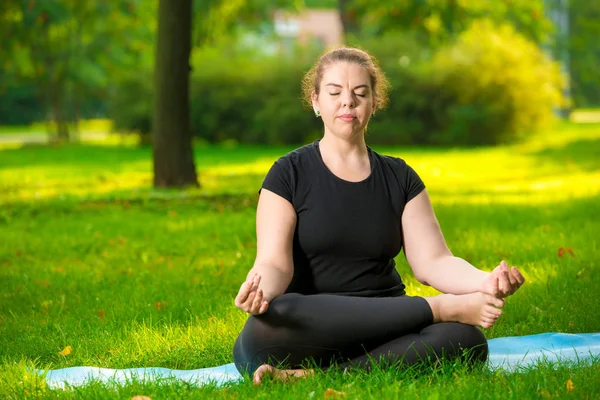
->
xmin=108 ymin=21 xmax=565 ymax=146
xmin=427 ymin=19 xmax=566 ymax=145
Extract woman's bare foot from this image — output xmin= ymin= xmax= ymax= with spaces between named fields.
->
xmin=253 ymin=364 xmax=314 ymax=385
xmin=425 ymin=292 xmax=505 ymax=329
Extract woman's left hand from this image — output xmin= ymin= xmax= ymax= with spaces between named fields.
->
xmin=482 ymin=260 xmax=525 ymax=299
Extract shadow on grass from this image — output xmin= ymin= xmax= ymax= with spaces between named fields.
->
xmin=0 ymin=143 xmax=291 ymax=170
xmin=0 ymin=191 xmax=260 ymax=222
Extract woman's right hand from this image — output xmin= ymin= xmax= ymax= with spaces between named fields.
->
xmin=234 ymin=274 xmax=270 ymax=315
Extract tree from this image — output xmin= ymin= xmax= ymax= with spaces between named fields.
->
xmin=0 ymin=0 xmax=153 ymax=140
xmin=566 ymin=0 xmax=600 ymax=107
xmin=347 ymin=0 xmax=553 ymax=47
xmin=153 ymin=0 xmax=198 ymax=188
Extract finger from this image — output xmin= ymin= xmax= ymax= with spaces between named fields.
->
xmin=250 ymin=274 xmax=259 ymax=289
xmin=506 ymin=266 xmax=518 ymax=287
xmin=258 ymin=300 xmax=269 ymax=315
xmin=250 ymin=289 xmax=263 ymax=314
xmin=494 ymin=276 xmax=501 ymax=297
xmin=235 ymin=280 xmax=253 ymax=306
xmin=511 ymin=267 xmax=526 ymax=286
xmin=498 ymin=269 xmax=511 ymax=295
xmin=241 ymin=289 xmax=257 ymax=311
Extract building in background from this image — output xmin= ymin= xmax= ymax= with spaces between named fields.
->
xmin=273 ymin=9 xmax=344 ymax=48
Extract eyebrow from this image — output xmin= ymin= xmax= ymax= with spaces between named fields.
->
xmin=325 ymin=83 xmax=370 ymax=90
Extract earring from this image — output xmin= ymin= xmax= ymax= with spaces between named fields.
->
xmin=315 ymin=110 xmax=320 ymax=117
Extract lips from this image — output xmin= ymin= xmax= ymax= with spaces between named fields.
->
xmin=338 ymin=114 xmax=356 ymax=122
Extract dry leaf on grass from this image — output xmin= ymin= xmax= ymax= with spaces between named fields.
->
xmin=566 ymin=379 xmax=574 ymax=392
xmin=58 ymin=346 xmax=72 ymax=356
xmin=324 ymin=388 xmax=346 ymax=398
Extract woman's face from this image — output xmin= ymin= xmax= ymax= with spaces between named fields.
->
xmin=312 ymin=61 xmax=375 ymax=140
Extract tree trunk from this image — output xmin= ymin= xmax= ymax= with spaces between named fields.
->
xmin=51 ymin=86 xmax=70 ymax=142
xmin=153 ymin=0 xmax=198 ymax=188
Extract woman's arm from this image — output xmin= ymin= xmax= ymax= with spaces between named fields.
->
xmin=401 ymin=189 xmax=493 ymax=295
xmin=235 ymin=189 xmax=296 ymax=314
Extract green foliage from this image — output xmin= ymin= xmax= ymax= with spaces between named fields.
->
xmin=348 ymin=0 xmax=553 ymax=46
xmin=567 ymin=0 xmax=600 ymax=107
xmin=363 ymin=21 xmax=565 ymax=145
xmin=0 ymin=0 xmax=155 ymax=134
xmin=113 ymin=22 xmax=563 ymax=146
xmin=110 ymin=38 xmax=325 ymax=145
xmin=0 ymin=79 xmax=44 ymax=125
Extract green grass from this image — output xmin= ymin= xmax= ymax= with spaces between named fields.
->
xmin=0 ymin=121 xmax=599 ymax=398
xmin=0 ymin=119 xmax=112 ymax=135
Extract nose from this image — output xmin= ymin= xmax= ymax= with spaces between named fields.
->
xmin=341 ymin=91 xmax=355 ymax=108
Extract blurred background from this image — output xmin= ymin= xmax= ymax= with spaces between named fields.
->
xmin=0 ymin=0 xmax=598 ymax=186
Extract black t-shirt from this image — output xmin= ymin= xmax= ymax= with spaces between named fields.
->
xmin=261 ymin=140 xmax=425 ymax=298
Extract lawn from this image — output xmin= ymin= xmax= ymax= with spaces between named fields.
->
xmin=0 ymin=121 xmax=599 ymax=399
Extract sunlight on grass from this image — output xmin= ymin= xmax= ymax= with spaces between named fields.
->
xmin=1 ymin=123 xmax=598 ymax=206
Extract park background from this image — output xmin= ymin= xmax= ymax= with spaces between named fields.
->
xmin=0 ymin=0 xmax=599 ymax=398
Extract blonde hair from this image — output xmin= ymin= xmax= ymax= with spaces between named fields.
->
xmin=301 ymin=47 xmax=391 ymax=111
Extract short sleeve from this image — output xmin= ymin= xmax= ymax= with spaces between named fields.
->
xmin=259 ymin=157 xmax=294 ymax=204
xmin=405 ymin=163 xmax=426 ymax=202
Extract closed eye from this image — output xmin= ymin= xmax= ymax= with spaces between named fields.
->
xmin=329 ymin=93 xmax=367 ymax=97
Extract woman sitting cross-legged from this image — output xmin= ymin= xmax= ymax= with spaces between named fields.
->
xmin=232 ymin=47 xmax=525 ymax=385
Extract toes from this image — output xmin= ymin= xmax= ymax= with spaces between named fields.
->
xmin=483 ymin=307 xmax=502 ymax=319
xmin=486 ymin=294 xmax=505 ymax=308
xmin=481 ymin=318 xmax=494 ymax=329
xmin=253 ymin=365 xmax=272 ymax=385
xmin=484 ymin=305 xmax=502 ymax=318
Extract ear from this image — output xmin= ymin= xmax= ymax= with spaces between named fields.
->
xmin=311 ymin=91 xmax=319 ymax=113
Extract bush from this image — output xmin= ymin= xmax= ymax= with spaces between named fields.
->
xmin=108 ymin=73 xmax=153 ymax=138
xmin=109 ymin=21 xmax=565 ymax=146
xmin=364 ymin=21 xmax=565 ymax=145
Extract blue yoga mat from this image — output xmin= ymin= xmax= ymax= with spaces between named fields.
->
xmin=38 ymin=332 xmax=599 ymax=389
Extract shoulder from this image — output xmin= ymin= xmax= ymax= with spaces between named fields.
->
xmin=371 ymin=149 xmax=414 ymax=174
xmin=276 ymin=141 xmax=318 ymax=167
xmin=372 ymin=149 xmax=426 ymax=201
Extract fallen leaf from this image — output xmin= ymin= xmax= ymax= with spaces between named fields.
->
xmin=566 ymin=247 xmax=575 ymax=257
xmin=324 ymin=388 xmax=346 ymax=398
xmin=566 ymin=379 xmax=574 ymax=392
xmin=539 ymin=389 xmax=551 ymax=399
xmin=98 ymin=310 xmax=105 ymax=319
xmin=131 ymin=396 xmax=152 ymax=400
xmin=107 ymin=349 xmax=117 ymax=353
xmin=154 ymin=301 xmax=168 ymax=311
xmin=58 ymin=346 xmax=72 ymax=356
xmin=558 ymin=247 xmax=565 ymax=257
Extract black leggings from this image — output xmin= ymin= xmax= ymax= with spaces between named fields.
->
xmin=233 ymin=293 xmax=488 ymax=375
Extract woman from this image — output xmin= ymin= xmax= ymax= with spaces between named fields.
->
xmin=232 ymin=47 xmax=525 ymax=385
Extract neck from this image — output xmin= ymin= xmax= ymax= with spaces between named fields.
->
xmin=319 ymin=131 xmax=367 ymax=159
